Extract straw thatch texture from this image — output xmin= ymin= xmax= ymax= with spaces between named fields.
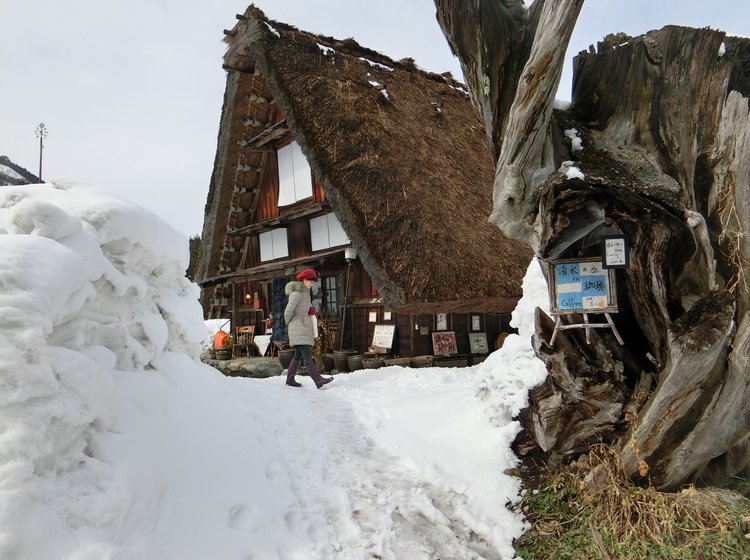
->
xmin=204 ymin=5 xmax=532 ymax=313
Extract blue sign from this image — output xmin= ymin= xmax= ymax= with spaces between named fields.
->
xmin=552 ymin=260 xmax=613 ymax=313
xmin=554 ymin=263 xmax=580 ymax=286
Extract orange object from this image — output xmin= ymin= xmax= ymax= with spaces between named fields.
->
xmin=213 ymin=330 xmax=230 ymax=349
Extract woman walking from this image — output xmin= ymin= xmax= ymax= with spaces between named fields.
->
xmin=283 ymin=268 xmax=333 ymax=388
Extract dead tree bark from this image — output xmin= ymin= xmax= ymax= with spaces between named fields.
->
xmin=436 ymin=0 xmax=750 ymax=489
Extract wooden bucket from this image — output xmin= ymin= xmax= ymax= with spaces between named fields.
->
xmin=347 ymin=354 xmax=365 ymax=371
xmin=278 ymin=348 xmax=295 ymax=369
xmin=410 ymin=355 xmax=433 ymax=368
xmin=362 ymin=356 xmax=385 ymax=369
xmin=334 ymin=349 xmax=357 ymax=372
xmin=384 ymin=357 xmax=411 ymax=367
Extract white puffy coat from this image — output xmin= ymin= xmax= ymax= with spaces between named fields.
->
xmin=284 ymin=281 xmax=314 ymax=346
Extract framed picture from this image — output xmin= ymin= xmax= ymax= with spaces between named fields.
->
xmin=383 ymin=311 xmax=392 ymax=321
xmin=469 ymin=333 xmax=489 ymax=354
xmin=368 ymin=310 xmax=378 ymax=323
xmin=436 ymin=313 xmax=448 ymax=331
xmin=432 ymin=331 xmax=457 ymax=356
xmin=471 ymin=315 xmax=481 ymax=331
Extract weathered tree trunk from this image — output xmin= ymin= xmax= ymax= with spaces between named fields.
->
xmin=436 ymin=0 xmax=750 ymax=489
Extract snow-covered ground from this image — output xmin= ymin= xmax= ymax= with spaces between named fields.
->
xmin=0 ymin=181 xmax=548 ymax=560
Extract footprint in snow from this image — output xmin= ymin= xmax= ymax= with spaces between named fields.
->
xmin=228 ymin=503 xmax=258 ymax=532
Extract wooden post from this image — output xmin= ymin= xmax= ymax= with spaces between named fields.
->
xmin=231 ymin=283 xmax=239 ymax=340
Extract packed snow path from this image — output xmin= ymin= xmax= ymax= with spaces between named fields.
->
xmin=110 ymin=357 xmax=533 ymax=560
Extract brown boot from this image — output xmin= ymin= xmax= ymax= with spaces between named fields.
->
xmin=315 ymin=377 xmax=333 ymax=389
xmin=304 ymin=358 xmax=333 ymax=389
xmin=286 ymin=358 xmax=302 ymax=387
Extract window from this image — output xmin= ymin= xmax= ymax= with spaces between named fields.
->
xmin=259 ymin=228 xmax=289 ymax=262
xmin=277 ymin=141 xmax=312 ymax=206
xmin=310 ymin=212 xmax=349 ymax=252
xmin=322 ymin=275 xmax=340 ymax=318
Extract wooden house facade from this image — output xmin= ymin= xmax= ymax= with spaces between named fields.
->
xmin=196 ymin=6 xmax=533 ymax=360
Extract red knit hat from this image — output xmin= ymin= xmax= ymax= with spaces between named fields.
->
xmin=296 ymin=268 xmax=318 ymax=281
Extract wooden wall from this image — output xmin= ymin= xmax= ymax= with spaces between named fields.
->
xmin=341 ymin=307 xmax=515 ymax=358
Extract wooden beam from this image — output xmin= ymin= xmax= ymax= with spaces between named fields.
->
xmin=200 ymin=246 xmax=348 ymax=286
xmin=242 ymin=120 xmax=288 ymax=149
xmin=227 ymin=202 xmax=329 ymax=236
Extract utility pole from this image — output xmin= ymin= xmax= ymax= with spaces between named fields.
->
xmin=34 ymin=123 xmax=47 ymax=182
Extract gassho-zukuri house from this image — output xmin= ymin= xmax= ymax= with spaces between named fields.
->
xmin=196 ymin=5 xmax=533 ymax=361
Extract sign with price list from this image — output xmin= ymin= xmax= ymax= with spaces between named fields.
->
xmin=371 ymin=324 xmax=395 ymax=350
xmin=601 ymin=235 xmax=629 ymax=269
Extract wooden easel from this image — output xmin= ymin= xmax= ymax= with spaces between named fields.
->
xmin=549 ymin=312 xmax=624 ymax=346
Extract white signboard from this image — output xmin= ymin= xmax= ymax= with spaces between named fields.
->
xmin=602 ymin=235 xmax=629 ymax=269
xmin=371 ymin=324 xmax=395 ymax=349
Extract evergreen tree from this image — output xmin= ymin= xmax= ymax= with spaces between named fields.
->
xmin=186 ymin=235 xmax=202 ymax=281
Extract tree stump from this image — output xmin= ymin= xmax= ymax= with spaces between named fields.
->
xmin=436 ymin=0 xmax=750 ymax=489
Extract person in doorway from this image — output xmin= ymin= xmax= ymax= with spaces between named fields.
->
xmin=283 ymin=268 xmax=333 ymax=388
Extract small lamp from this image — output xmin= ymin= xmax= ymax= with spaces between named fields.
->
xmin=345 ymin=247 xmax=358 ymax=262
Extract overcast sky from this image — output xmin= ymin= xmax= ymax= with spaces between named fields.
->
xmin=2 ymin=1 xmax=748 ymax=238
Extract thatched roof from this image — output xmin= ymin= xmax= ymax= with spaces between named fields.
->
xmin=201 ymin=5 xmax=532 ymax=314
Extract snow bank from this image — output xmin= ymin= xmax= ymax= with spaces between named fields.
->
xmin=474 ymin=258 xmax=549 ymax=475
xmin=0 ymin=182 xmax=205 ymax=558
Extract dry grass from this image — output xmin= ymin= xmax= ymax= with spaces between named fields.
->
xmin=717 ymin=185 xmax=748 ymax=296
xmin=515 ymin=445 xmax=750 ymax=559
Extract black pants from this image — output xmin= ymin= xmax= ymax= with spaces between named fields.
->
xmin=288 ymin=345 xmax=324 ymax=382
